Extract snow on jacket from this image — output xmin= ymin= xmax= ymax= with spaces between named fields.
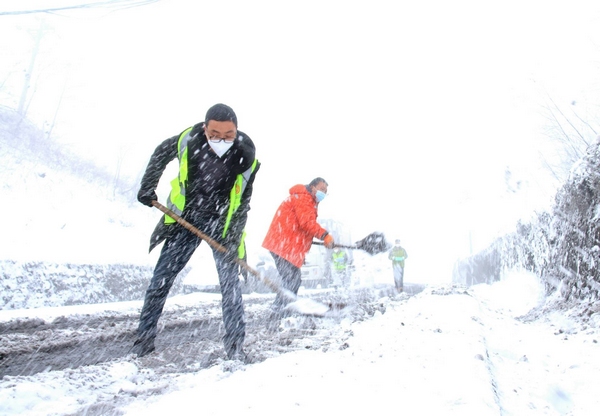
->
xmin=262 ymin=184 xmax=328 ymax=268
xmin=139 ymin=122 xmax=260 ymax=251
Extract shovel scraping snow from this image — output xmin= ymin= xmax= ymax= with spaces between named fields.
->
xmin=151 ymin=201 xmax=332 ymax=316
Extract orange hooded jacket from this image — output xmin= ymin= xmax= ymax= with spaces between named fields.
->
xmin=262 ymin=184 xmax=329 ymax=268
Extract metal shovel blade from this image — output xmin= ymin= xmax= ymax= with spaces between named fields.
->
xmin=354 ymin=232 xmax=391 ymax=255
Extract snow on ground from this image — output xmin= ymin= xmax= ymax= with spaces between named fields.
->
xmin=1 ymin=271 xmax=599 ymax=415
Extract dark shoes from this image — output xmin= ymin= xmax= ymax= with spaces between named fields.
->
xmin=130 ymin=337 xmax=155 ymax=357
xmin=225 ymin=340 xmax=248 ymax=362
xmin=131 ymin=335 xmax=248 ymax=362
xmin=227 ymin=348 xmax=248 ymax=362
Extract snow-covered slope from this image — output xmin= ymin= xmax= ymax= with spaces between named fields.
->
xmin=0 ymin=106 xmax=155 ymax=264
xmin=0 ymin=107 xmax=177 ymax=308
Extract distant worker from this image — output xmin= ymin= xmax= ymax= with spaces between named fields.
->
xmin=388 ymin=239 xmax=408 ymax=292
xmin=262 ymin=177 xmax=335 ymax=313
xmin=332 ymin=247 xmax=350 ymax=288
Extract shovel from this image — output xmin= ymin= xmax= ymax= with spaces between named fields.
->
xmin=313 ymin=232 xmax=391 ymax=255
xmin=151 ymin=201 xmax=331 ymax=316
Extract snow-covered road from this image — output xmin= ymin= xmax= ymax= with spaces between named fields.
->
xmin=1 ymin=274 xmax=598 ymax=415
xmin=122 ymin=280 xmax=600 ymax=415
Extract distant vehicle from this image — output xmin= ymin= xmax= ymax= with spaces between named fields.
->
xmin=300 ymin=245 xmax=331 ymax=288
xmin=300 ymin=219 xmax=353 ymax=289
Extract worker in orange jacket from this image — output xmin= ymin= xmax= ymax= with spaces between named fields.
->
xmin=262 ymin=177 xmax=335 ymax=312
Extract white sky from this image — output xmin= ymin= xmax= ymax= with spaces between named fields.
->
xmin=1 ymin=0 xmax=599 ymax=283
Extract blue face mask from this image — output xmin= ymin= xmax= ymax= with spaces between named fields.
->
xmin=316 ymin=190 xmax=327 ymax=203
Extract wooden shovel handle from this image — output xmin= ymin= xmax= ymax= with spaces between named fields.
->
xmin=152 ymin=201 xmax=226 ymax=253
xmin=151 ymin=200 xmax=283 ymax=294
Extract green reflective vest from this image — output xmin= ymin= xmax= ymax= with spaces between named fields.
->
xmin=388 ymin=246 xmax=407 ymax=266
xmin=165 ymin=127 xmax=258 ymax=258
xmin=332 ymin=250 xmax=348 ymax=271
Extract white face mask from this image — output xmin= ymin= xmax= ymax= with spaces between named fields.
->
xmin=208 ymin=140 xmax=234 ymax=157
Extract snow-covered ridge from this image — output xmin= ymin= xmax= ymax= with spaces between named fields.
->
xmin=0 ymin=260 xmax=188 ymax=309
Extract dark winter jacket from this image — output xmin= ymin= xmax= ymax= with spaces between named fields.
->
xmin=138 ymin=122 xmax=260 ymax=252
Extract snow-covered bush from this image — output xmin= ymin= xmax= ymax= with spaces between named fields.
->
xmin=454 ymin=141 xmax=600 ymax=303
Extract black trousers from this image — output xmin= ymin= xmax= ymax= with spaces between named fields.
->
xmin=270 ymin=251 xmax=302 ymax=309
xmin=137 ymin=226 xmax=245 ymax=354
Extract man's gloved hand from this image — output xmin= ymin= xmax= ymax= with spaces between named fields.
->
xmin=324 ymin=234 xmax=335 ymax=249
xmin=137 ymin=188 xmax=157 ymax=207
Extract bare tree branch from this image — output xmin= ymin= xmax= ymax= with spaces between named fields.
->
xmin=546 ymin=96 xmax=587 ymax=145
xmin=0 ymin=0 xmax=161 ymax=16
xmin=570 ymin=105 xmax=598 ymax=137
xmin=540 ymin=92 xmax=599 ymax=183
